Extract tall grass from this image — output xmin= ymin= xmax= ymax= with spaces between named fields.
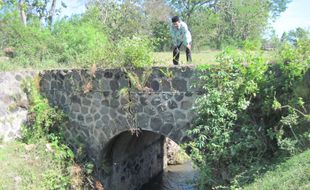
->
xmin=243 ymin=149 xmax=310 ymax=190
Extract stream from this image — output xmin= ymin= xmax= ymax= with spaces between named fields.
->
xmin=140 ymin=161 xmax=198 ymax=190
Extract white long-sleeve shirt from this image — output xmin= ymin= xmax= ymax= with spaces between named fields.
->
xmin=170 ymin=21 xmax=192 ymax=47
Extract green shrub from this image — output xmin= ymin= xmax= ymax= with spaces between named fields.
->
xmin=187 ymin=46 xmax=310 ymax=189
xmin=188 ymin=49 xmax=268 ymax=189
xmin=20 ymin=78 xmax=102 ymax=189
xmin=1 ymin=16 xmax=59 ymax=67
xmin=242 ymin=39 xmax=262 ymax=51
xmin=0 ymin=11 xmax=108 ymax=69
xmin=263 ymin=39 xmax=310 ymax=154
xmin=53 ymin=17 xmax=108 ymax=66
xmin=21 ymin=78 xmax=64 ymax=143
xmin=20 ymin=78 xmax=74 ymax=189
xmin=116 ymin=36 xmax=154 ymax=68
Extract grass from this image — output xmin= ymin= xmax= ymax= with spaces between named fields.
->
xmin=0 ymin=139 xmax=71 ymax=190
xmin=1 ymin=49 xmax=277 ymax=71
xmin=0 ymin=58 xmax=81 ymax=72
xmin=243 ymin=149 xmax=310 ymax=190
xmin=153 ymin=49 xmax=220 ymax=66
xmin=0 ymin=50 xmax=222 ymax=71
xmin=1 ymin=143 xmax=309 ymax=190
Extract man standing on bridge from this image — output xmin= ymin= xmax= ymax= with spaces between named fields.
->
xmin=170 ymin=16 xmax=192 ymax=65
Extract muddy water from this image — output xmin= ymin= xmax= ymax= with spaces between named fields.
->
xmin=140 ymin=161 xmax=198 ymax=190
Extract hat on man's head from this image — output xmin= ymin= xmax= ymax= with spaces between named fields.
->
xmin=171 ymin=16 xmax=180 ymax=23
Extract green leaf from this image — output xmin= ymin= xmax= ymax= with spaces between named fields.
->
xmin=272 ymin=98 xmax=282 ymax=110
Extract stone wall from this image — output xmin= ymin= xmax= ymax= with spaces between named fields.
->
xmin=39 ymin=67 xmax=199 ymax=162
xmin=39 ymin=67 xmax=199 ymax=190
xmin=0 ymin=71 xmax=36 ymax=141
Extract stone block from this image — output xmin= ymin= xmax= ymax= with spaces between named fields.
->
xmin=150 ymin=117 xmax=163 ymax=131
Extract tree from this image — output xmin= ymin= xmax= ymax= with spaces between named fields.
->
xmin=189 ymin=7 xmax=219 ymax=49
xmin=166 ymin=0 xmax=217 ymax=24
xmin=281 ymin=27 xmax=310 ymax=45
xmin=86 ymin=0 xmax=149 ymax=42
xmin=144 ymin=0 xmax=171 ymax=22
xmin=215 ymin=0 xmax=269 ymax=46
xmin=2 ymin=0 xmax=62 ymax=26
xmin=144 ymin=0 xmax=172 ymax=51
xmin=165 ymin=0 xmax=291 ymax=49
xmin=18 ymin=0 xmax=27 ymax=25
xmin=262 ymin=28 xmax=281 ymax=50
xmin=270 ymin=0 xmax=292 ymax=18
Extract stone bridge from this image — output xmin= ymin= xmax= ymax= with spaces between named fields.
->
xmin=39 ymin=66 xmax=200 ymax=190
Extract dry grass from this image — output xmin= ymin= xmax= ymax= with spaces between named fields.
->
xmin=153 ymin=49 xmax=221 ymax=66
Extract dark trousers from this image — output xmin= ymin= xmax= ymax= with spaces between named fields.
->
xmin=173 ymin=45 xmax=192 ymax=65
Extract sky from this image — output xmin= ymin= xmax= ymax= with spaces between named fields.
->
xmin=58 ymin=0 xmax=87 ymax=17
xmin=59 ymin=0 xmax=310 ymax=37
xmin=272 ymin=0 xmax=310 ymax=36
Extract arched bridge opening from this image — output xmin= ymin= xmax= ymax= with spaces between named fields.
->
xmin=100 ymin=129 xmax=196 ymax=190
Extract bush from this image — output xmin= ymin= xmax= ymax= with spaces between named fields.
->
xmin=0 ymin=14 xmax=59 ymax=67
xmin=53 ymin=17 xmax=108 ymax=65
xmin=187 ymin=46 xmax=310 ymax=189
xmin=21 ymin=78 xmax=74 ymax=189
xmin=188 ymin=49 xmax=268 ymax=189
xmin=242 ymin=39 xmax=262 ymax=51
xmin=0 ymin=11 xmax=108 ymax=68
xmin=115 ymin=36 xmax=154 ymax=68
xmin=263 ymin=39 xmax=310 ymax=154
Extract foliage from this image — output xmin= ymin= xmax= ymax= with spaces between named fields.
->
xmin=20 ymin=78 xmax=73 ymax=189
xmin=1 ymin=17 xmax=59 ymax=66
xmin=167 ymin=0 xmax=291 ymax=49
xmin=243 ymin=149 xmax=310 ymax=190
xmin=2 ymin=0 xmax=63 ymax=26
xmin=113 ymin=36 xmax=154 ymax=68
xmin=187 ymin=44 xmax=310 ymax=189
xmin=144 ymin=0 xmax=172 ymax=51
xmin=262 ymin=39 xmax=310 ymax=154
xmin=0 ymin=0 xmax=293 ymax=68
xmin=86 ymin=0 xmax=148 ymax=42
xmin=280 ymin=27 xmax=310 ymax=45
xmin=242 ymin=39 xmax=262 ymax=51
xmin=188 ymin=49 xmax=269 ymax=188
xmin=213 ymin=0 xmax=269 ymax=49
xmin=20 ymin=78 xmax=102 ymax=189
xmin=126 ymin=69 xmax=152 ymax=91
xmin=261 ymin=29 xmax=281 ymax=50
xmin=270 ymin=0 xmax=292 ymax=18
xmin=52 ymin=17 xmax=108 ymax=65
xmin=21 ymin=77 xmax=73 ymax=158
xmin=151 ymin=21 xmax=171 ymax=51
xmin=0 ymin=9 xmax=108 ymax=68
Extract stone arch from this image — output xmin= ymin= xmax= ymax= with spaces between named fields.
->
xmin=99 ymin=129 xmax=193 ymax=190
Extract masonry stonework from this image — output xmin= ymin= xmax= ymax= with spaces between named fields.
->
xmin=0 ymin=71 xmax=36 ymax=141
xmin=39 ymin=67 xmax=199 ymax=189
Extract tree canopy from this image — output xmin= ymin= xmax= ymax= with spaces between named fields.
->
xmin=0 ymin=0 xmax=293 ymax=52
